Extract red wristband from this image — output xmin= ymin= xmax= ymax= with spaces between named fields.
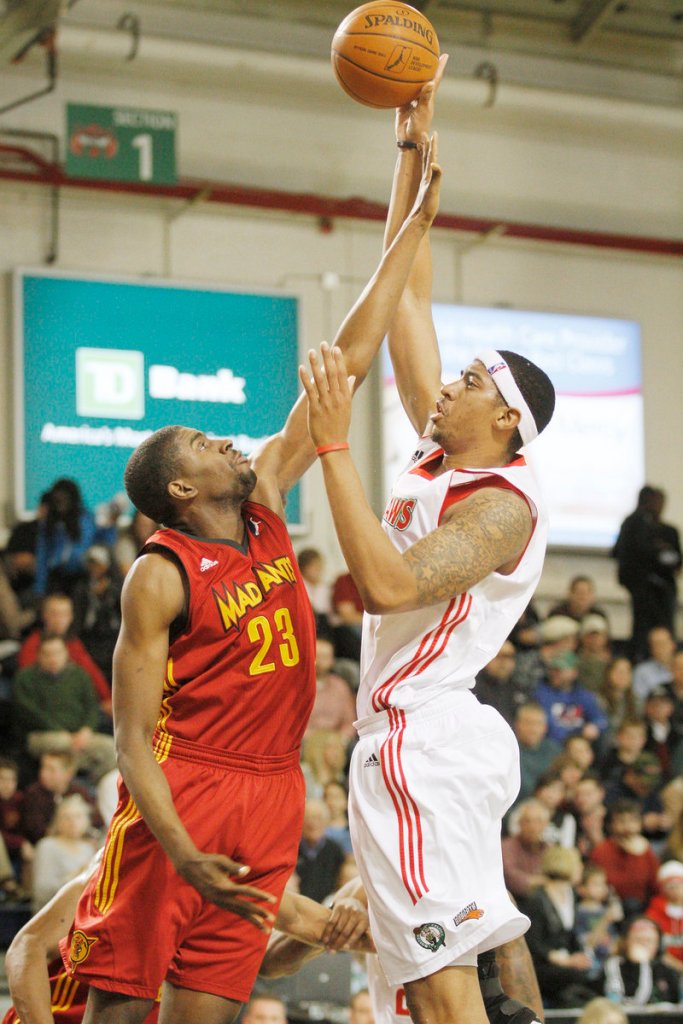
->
xmin=315 ymin=442 xmax=350 ymax=456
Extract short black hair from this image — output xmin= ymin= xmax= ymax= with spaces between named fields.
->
xmin=498 ymin=350 xmax=556 ymax=455
xmin=124 ymin=425 xmax=183 ymax=525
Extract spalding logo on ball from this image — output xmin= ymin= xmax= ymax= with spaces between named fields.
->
xmin=331 ymin=2 xmax=440 ymax=109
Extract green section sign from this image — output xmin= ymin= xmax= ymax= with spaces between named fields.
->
xmin=66 ymin=103 xmax=177 ymax=184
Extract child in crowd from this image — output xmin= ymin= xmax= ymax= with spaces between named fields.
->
xmin=574 ymin=864 xmax=623 ymax=978
xmin=0 ymin=756 xmax=31 ymax=880
xmin=31 ymin=793 xmax=98 ymax=912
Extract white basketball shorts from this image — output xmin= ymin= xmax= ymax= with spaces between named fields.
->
xmin=349 ymin=689 xmax=529 ymax=986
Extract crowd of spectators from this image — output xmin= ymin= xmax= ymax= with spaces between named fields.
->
xmin=0 ymin=478 xmax=682 ymax=1014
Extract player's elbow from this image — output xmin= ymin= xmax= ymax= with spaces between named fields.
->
xmin=360 ymin=578 xmax=417 ymax=615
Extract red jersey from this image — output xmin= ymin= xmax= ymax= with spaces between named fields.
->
xmin=646 ymin=894 xmax=683 ymax=962
xmin=1 ymin=960 xmax=159 ymax=1024
xmin=142 ymin=501 xmax=316 ymax=757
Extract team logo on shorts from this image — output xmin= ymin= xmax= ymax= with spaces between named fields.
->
xmin=453 ymin=902 xmax=484 ymax=927
xmin=69 ymin=929 xmax=98 ymax=966
xmin=413 ymin=922 xmax=446 ymax=952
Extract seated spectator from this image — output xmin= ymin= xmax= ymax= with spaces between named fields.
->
xmin=31 ymin=794 xmax=97 ymax=912
xmin=632 ymin=627 xmax=676 ymax=708
xmin=535 ymin=770 xmax=576 ymax=848
xmin=663 ymin=804 xmax=683 ymax=863
xmin=0 ymin=756 xmax=31 ymax=880
xmin=604 ymin=751 xmax=672 ymax=849
xmin=113 ymin=509 xmax=157 ymax=577
xmin=301 ymin=729 xmax=349 ymax=799
xmin=598 ymin=658 xmax=638 ymax=744
xmin=515 ymin=614 xmax=581 ymax=698
xmin=574 ymin=865 xmax=623 ymax=978
xmin=577 ymin=615 xmax=612 ymax=694
xmin=522 ymin=845 xmax=602 ymax=1008
xmin=19 ymin=593 xmax=112 ymax=714
xmin=12 ymin=635 xmax=117 ymax=787
xmin=548 ymin=576 xmax=608 ymax=625
xmin=514 ymin=701 xmax=561 ymax=802
xmin=20 ymin=749 xmax=101 ymax=846
xmin=534 ymin=650 xmax=608 ymax=746
xmin=642 ymin=686 xmax=677 ymax=782
xmin=502 ymin=798 xmax=551 ymax=900
xmin=3 ymin=500 xmax=44 ymax=607
xmin=71 ymin=545 xmax=122 ymax=683
xmin=598 ymin=718 xmax=647 ymax=787
xmin=645 ymin=860 xmax=683 ymax=976
xmin=571 ymin=774 xmax=608 ymax=859
xmin=296 ymin=799 xmax=347 ymax=904
xmin=509 ymin=601 xmax=543 ymax=694
xmin=590 ymin=800 xmax=660 ymax=916
xmin=0 ymin=559 xmax=34 ymax=641
xmin=297 ymin=548 xmax=332 ymax=631
xmin=323 ymin=780 xmax=352 ymax=855
xmin=664 ymin=647 xmax=683 ymax=744
xmin=306 ymin=636 xmax=356 ymax=742
xmin=551 ymin=752 xmax=585 ymax=808
xmin=602 ymin=915 xmax=679 ymax=1005
xmin=330 ymin=569 xmax=363 ymax=662
xmin=33 ymin=478 xmax=117 ymax=599
xmin=473 ymin=640 xmax=527 ymax=726
xmin=564 ymin=734 xmax=596 ymax=775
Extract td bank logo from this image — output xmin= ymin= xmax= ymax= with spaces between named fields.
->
xmin=76 ymin=348 xmax=144 ymax=420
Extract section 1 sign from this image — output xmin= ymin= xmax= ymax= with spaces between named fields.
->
xmin=66 ymin=103 xmax=177 ymax=184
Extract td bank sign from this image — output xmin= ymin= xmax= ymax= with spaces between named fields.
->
xmin=76 ymin=347 xmax=247 ymax=420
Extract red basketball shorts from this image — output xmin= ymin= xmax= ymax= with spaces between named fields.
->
xmin=59 ymin=741 xmax=305 ymax=1003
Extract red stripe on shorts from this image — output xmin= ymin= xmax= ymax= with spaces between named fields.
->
xmin=380 ymin=707 xmax=426 ymax=905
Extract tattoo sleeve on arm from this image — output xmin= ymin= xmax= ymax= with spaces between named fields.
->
xmin=403 ymin=487 xmax=533 ymax=607
xmin=496 ymin=935 xmax=545 ymax=1022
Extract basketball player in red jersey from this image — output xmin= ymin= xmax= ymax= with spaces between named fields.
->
xmin=58 ymin=141 xmax=443 ymax=1024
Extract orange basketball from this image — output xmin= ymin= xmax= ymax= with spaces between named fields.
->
xmin=331 ymin=2 xmax=440 ymax=109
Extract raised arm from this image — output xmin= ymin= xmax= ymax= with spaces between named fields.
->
xmin=299 ymin=345 xmax=531 ymax=615
xmin=113 ymin=555 xmax=275 ymax=928
xmin=250 ymin=134 xmax=443 ymax=514
xmin=385 ymin=56 xmax=448 ymax=434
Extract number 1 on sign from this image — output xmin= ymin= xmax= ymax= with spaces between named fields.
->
xmin=132 ymin=133 xmax=153 ymax=181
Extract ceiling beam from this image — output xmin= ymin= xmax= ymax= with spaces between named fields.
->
xmin=571 ymin=0 xmax=623 ymax=44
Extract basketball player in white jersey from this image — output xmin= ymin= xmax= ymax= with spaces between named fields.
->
xmin=298 ymin=69 xmax=555 ymax=1024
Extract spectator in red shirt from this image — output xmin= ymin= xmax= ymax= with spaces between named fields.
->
xmin=20 ymin=749 xmax=102 ymax=847
xmin=590 ymin=799 xmax=660 ymax=916
xmin=18 ymin=593 xmax=111 ymax=717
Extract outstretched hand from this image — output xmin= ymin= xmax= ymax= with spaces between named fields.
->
xmin=299 ymin=343 xmax=354 ymax=449
xmin=396 ymin=52 xmax=448 ymax=142
xmin=177 ymin=851 xmax=276 ymax=932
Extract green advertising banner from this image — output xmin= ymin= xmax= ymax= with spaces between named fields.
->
xmin=66 ymin=103 xmax=177 ymax=184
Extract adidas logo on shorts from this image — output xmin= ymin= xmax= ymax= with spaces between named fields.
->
xmin=363 ymin=753 xmax=380 ymax=768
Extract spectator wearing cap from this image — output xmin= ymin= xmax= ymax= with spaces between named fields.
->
xmin=645 ymin=860 xmax=683 ymax=975
xmin=473 ymin=639 xmax=527 ymax=726
xmin=577 ymin=615 xmax=612 ymax=694
xmin=534 ymin=648 xmax=609 ymax=746
xmin=643 ymin=685 xmax=677 ymax=782
xmin=632 ymin=626 xmax=677 ymax=709
xmin=548 ymin=576 xmax=609 ymax=626
xmin=71 ymin=544 xmax=122 ymax=684
xmin=511 ymin=613 xmax=580 ymax=698
xmin=604 ymin=751 xmax=672 ymax=851
xmin=590 ymin=799 xmax=660 ymax=916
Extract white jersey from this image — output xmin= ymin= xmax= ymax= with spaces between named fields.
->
xmin=357 ymin=438 xmax=547 ymax=720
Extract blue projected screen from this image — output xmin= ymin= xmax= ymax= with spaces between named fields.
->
xmin=14 ymin=270 xmax=303 ymax=527
xmin=382 ymin=304 xmax=644 ymax=549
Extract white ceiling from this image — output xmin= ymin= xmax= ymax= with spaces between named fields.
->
xmin=63 ymin=0 xmax=683 ymax=106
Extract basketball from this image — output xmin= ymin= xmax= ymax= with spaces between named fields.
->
xmin=331 ymin=3 xmax=440 ymax=109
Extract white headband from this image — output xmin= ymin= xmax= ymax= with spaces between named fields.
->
xmin=476 ymin=349 xmax=538 ymax=446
